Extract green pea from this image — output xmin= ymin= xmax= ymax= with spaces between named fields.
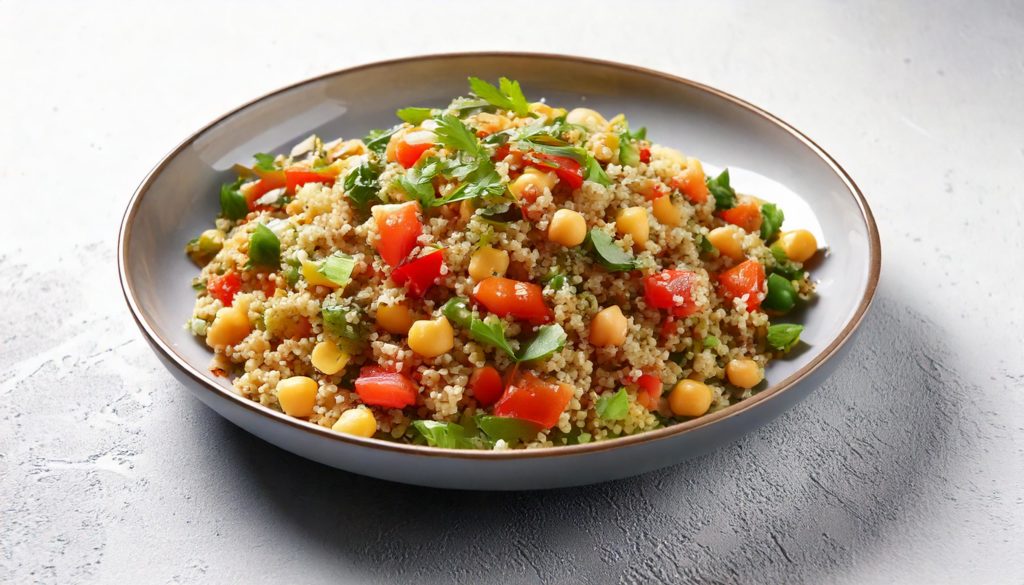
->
xmin=763 ymin=273 xmax=797 ymax=313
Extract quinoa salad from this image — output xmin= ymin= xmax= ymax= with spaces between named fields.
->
xmin=185 ymin=77 xmax=821 ymax=450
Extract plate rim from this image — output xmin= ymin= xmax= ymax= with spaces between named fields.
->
xmin=118 ymin=51 xmax=881 ymax=460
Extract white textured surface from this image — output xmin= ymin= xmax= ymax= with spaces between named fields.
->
xmin=2 ymin=1 xmax=1023 ymax=583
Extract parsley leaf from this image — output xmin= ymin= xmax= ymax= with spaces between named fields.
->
xmin=412 ymin=420 xmax=475 ymax=449
xmin=316 ymin=252 xmax=356 ymax=287
xmin=343 ymin=160 xmax=382 ymax=211
xmin=438 ymin=161 xmax=505 ymax=206
xmin=583 ymin=154 xmax=612 ymax=186
xmin=760 ymin=203 xmax=785 ymax=241
xmin=442 ymin=298 xmax=517 ymax=359
xmin=476 ymin=415 xmax=541 ymax=443
xmin=706 ymin=168 xmax=737 ymax=210
xmin=396 ymin=157 xmax=440 ymax=206
xmin=585 ymin=228 xmax=638 ymax=272
xmin=516 ymin=324 xmax=567 ymax=363
xmin=321 ymin=301 xmax=364 ymax=341
xmin=766 ymin=323 xmax=804 ymax=352
xmin=468 ymin=76 xmax=530 ymax=117
xmin=363 ymin=125 xmax=401 ymax=155
xmin=396 ymin=107 xmax=434 ymax=125
xmin=247 ymin=224 xmax=280 ymax=269
xmin=595 ymin=388 xmax=629 ymax=421
xmin=434 ymin=114 xmax=485 ymax=157
xmin=219 ymin=178 xmax=248 ymax=220
xmin=253 ymin=153 xmax=277 ymax=171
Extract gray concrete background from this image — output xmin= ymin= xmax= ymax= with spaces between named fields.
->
xmin=2 ymin=1 xmax=1023 ymax=583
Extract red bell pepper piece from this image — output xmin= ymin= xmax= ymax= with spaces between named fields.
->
xmin=207 ymin=272 xmax=242 ymax=306
xmin=718 ymin=259 xmax=766 ymax=312
xmin=717 ymin=200 xmax=762 ymax=233
xmin=639 ymin=147 xmax=651 ymax=164
xmin=354 ymin=366 xmax=418 ymax=409
xmin=472 ymin=277 xmax=552 ymax=324
xmin=644 ymin=269 xmax=701 ymax=317
xmin=527 ymin=152 xmax=584 ymax=190
xmin=284 ymin=169 xmax=337 ymax=194
xmin=391 ymin=249 xmax=446 ymax=298
xmin=493 ymin=370 xmax=573 ymax=429
xmin=372 ymin=201 xmax=422 ymax=267
xmin=244 ymin=176 xmax=287 ymax=210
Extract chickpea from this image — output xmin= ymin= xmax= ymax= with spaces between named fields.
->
xmin=726 ymin=358 xmax=763 ymax=389
xmin=616 ymin=206 xmax=650 ymax=247
xmin=407 ymin=316 xmax=455 ymax=358
xmin=376 ymin=302 xmax=415 ymax=335
xmin=652 ymin=195 xmax=682 ymax=227
xmin=276 ymin=376 xmax=318 ymax=418
xmin=707 ymin=225 xmax=744 ymax=260
xmin=590 ymin=305 xmax=628 ymax=347
xmin=205 ymin=302 xmax=251 ymax=347
xmin=547 ymin=209 xmax=588 ymax=247
xmin=311 ymin=339 xmax=350 ymax=375
xmin=509 ymin=168 xmax=557 ymax=200
xmin=589 ymin=132 xmax=620 ymax=163
xmin=566 ymin=107 xmax=608 ymax=133
xmin=668 ymin=380 xmax=713 ymax=417
xmin=469 ymin=246 xmax=510 ymax=280
xmin=332 ymin=407 xmax=378 ymax=438
xmin=777 ymin=229 xmax=818 ymax=262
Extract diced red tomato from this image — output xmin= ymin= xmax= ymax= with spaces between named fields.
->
xmin=493 ymin=371 xmax=573 ymax=429
xmin=671 ymin=166 xmax=709 ymax=204
xmin=644 ymin=269 xmax=701 ymax=317
xmin=472 ymin=277 xmax=552 ymax=324
xmin=527 ymin=152 xmax=584 ymax=190
xmin=284 ymin=169 xmax=336 ymax=194
xmin=635 ymin=373 xmax=662 ymax=411
xmin=395 ymin=140 xmax=432 ymax=169
xmin=244 ymin=176 xmax=287 ymax=210
xmin=639 ymin=147 xmax=651 ymax=164
xmin=372 ymin=201 xmax=422 ymax=267
xmin=718 ymin=259 xmax=766 ymax=312
xmin=207 ymin=272 xmax=242 ymax=306
xmin=354 ymin=366 xmax=418 ymax=409
xmin=492 ymin=144 xmax=511 ymax=162
xmin=718 ymin=200 xmax=762 ymax=233
xmin=470 ymin=366 xmax=504 ymax=407
xmin=391 ymin=249 xmax=445 ymax=298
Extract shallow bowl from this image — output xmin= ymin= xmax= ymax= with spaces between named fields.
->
xmin=119 ymin=53 xmax=880 ymax=490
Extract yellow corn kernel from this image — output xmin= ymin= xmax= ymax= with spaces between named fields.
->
xmin=332 ymin=407 xmax=377 ymax=438
xmin=376 ymin=302 xmax=415 ymax=335
xmin=469 ymin=246 xmax=510 ymax=280
xmin=302 ymin=259 xmax=339 ymax=288
xmin=652 ymin=195 xmax=682 ymax=226
xmin=616 ymin=206 xmax=650 ymax=247
xmin=668 ymin=380 xmax=713 ymax=417
xmin=707 ymin=226 xmax=744 ymax=260
xmin=726 ymin=358 xmax=763 ymax=389
xmin=777 ymin=229 xmax=818 ymax=262
xmin=589 ymin=132 xmax=620 ymax=163
xmin=509 ymin=168 xmax=557 ymax=200
xmin=311 ymin=339 xmax=350 ymax=375
xmin=407 ymin=316 xmax=455 ymax=358
xmin=566 ymin=107 xmax=608 ymax=132
xmin=590 ymin=305 xmax=628 ymax=347
xmin=547 ymin=209 xmax=588 ymax=247
xmin=276 ymin=376 xmax=318 ymax=418
xmin=205 ymin=303 xmax=251 ymax=347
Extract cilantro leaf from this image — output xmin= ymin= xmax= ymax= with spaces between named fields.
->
xmin=396 ymin=107 xmax=434 ymax=125
xmin=498 ymin=77 xmax=530 ymax=117
xmin=706 ymin=168 xmax=736 ymax=210
xmin=468 ymin=77 xmax=530 ymax=117
xmin=316 ymin=252 xmax=356 ymax=287
xmin=442 ymin=298 xmax=517 ymax=359
xmin=247 ymin=224 xmax=280 ymax=269
xmin=434 ymin=114 xmax=485 ymax=157
xmin=595 ymin=388 xmax=629 ymax=421
xmin=219 ymin=178 xmax=248 ymax=220
xmin=363 ymin=125 xmax=401 ymax=155
xmin=343 ymin=160 xmax=382 ymax=211
xmin=516 ymin=324 xmax=567 ymax=363
xmin=253 ymin=153 xmax=277 ymax=171
xmin=585 ymin=228 xmax=638 ymax=272
xmin=412 ymin=420 xmax=475 ymax=449
xmin=766 ymin=323 xmax=804 ymax=352
xmin=475 ymin=415 xmax=541 ymax=443
xmin=760 ymin=203 xmax=785 ymax=241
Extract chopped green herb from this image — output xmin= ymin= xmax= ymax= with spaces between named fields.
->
xmin=760 ymin=203 xmax=785 ymax=241
xmin=476 ymin=416 xmax=540 ymax=443
xmin=595 ymin=388 xmax=630 ymax=421
xmin=766 ymin=323 xmax=804 ymax=352
xmin=585 ymin=228 xmax=638 ymax=272
xmin=321 ymin=302 xmax=364 ymax=341
xmin=219 ymin=178 xmax=248 ymax=220
xmin=467 ymin=76 xmax=530 ymax=117
xmin=253 ymin=153 xmax=277 ymax=171
xmin=396 ymin=107 xmax=434 ymax=125
xmin=396 ymin=157 xmax=439 ymax=205
xmin=516 ymin=324 xmax=567 ymax=363
xmin=706 ymin=168 xmax=737 ymax=210
xmin=434 ymin=114 xmax=485 ymax=158
xmin=696 ymin=233 xmax=715 ymax=255
xmin=442 ymin=298 xmax=517 ymax=359
xmin=763 ymin=273 xmax=797 ymax=313
xmin=247 ymin=224 xmax=280 ymax=269
xmin=363 ymin=125 xmax=401 ymax=155
xmin=477 ymin=201 xmax=524 ymax=224
xmin=704 ymin=335 xmax=720 ymax=349
xmin=343 ymin=160 xmax=382 ymax=211
xmin=283 ymin=263 xmax=300 ymax=287
xmin=191 ymin=278 xmax=207 ymax=292
xmin=412 ymin=420 xmax=474 ymax=449
xmin=769 ymin=245 xmax=806 ymax=280
xmin=583 ymin=154 xmax=612 ymax=186
xmin=316 ymin=252 xmax=356 ymax=288
xmin=542 ymin=271 xmax=566 ymax=291
xmin=619 ymin=135 xmax=640 ymax=166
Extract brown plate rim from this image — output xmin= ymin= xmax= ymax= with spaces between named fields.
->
xmin=118 ymin=51 xmax=881 ymax=460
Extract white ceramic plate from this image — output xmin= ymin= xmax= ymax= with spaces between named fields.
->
xmin=119 ymin=53 xmax=880 ymax=490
